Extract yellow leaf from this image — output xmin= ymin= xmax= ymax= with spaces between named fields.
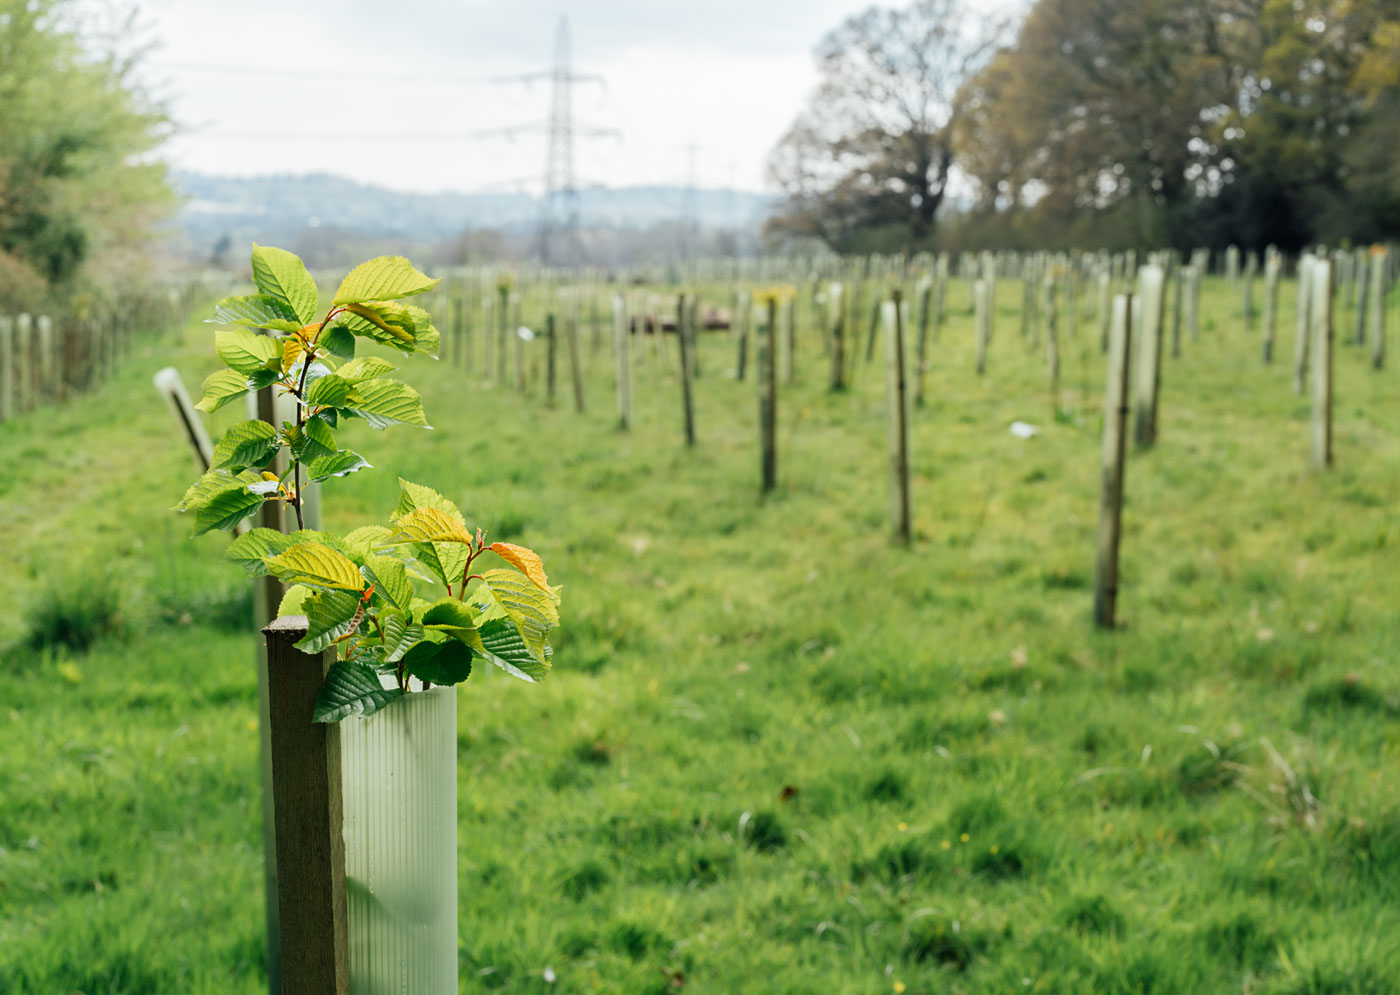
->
xmin=265 ymin=542 xmax=364 ymax=591
xmin=489 ymin=541 xmax=552 ymax=595
xmin=283 ymin=335 xmax=306 ymax=372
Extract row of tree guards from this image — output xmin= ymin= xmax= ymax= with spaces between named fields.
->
xmin=426 ymin=242 xmax=1388 ymax=624
xmin=151 ymin=243 xmax=1388 ymax=994
xmin=0 ymin=287 xmax=207 ymax=423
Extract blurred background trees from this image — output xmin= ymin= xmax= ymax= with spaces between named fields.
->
xmin=0 ymin=0 xmax=173 ymax=311
xmin=769 ymin=0 xmax=1400 ymax=255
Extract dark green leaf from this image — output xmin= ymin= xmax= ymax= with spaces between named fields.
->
xmin=211 ymin=420 xmax=281 ymax=471
xmin=475 ymin=615 xmax=549 ymax=683
xmin=402 ymin=638 xmax=472 ymax=686
xmin=312 ymin=661 xmax=401 ymax=723
xmin=318 ymin=323 xmax=356 ymax=359
xmin=210 ymin=294 xmax=302 ymax=332
xmin=288 ymin=417 xmax=336 ymax=463
xmin=306 ymin=449 xmax=370 ymax=482
xmin=296 ymin=589 xmax=365 ymax=653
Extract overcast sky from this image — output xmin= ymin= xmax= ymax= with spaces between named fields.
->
xmin=135 ymin=0 xmax=888 ymax=196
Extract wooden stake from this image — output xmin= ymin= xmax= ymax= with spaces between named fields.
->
xmin=913 ymin=276 xmax=932 ymax=407
xmin=759 ymin=295 xmax=777 ymax=490
xmin=566 ymin=305 xmax=585 ymax=413
xmin=1132 ymin=264 xmax=1165 ymax=448
xmin=1309 ymin=258 xmax=1334 ymax=470
xmin=829 ymin=282 xmax=846 ymax=391
xmin=16 ymin=314 xmax=32 ymax=412
xmin=1369 ymin=247 xmax=1387 ymax=370
xmin=545 ymin=313 xmax=557 ymax=406
xmin=0 ymin=316 xmax=12 ymax=421
xmin=883 ymin=294 xmax=911 ymax=543
xmin=613 ymin=294 xmax=631 ymax=430
xmin=678 ymin=293 xmax=697 ymax=447
xmin=1094 ymin=293 xmax=1133 ymax=629
xmin=262 ymin=616 xmax=350 ymax=995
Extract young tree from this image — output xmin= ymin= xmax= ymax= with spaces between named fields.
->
xmin=765 ymin=0 xmax=1002 ymax=252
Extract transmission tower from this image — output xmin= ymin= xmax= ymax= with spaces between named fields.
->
xmin=489 ymin=17 xmax=616 ymax=267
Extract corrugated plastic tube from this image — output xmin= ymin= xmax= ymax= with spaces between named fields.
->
xmin=341 ymin=685 xmax=458 ymax=994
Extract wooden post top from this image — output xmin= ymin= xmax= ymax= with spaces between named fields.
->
xmin=263 ymin=614 xmax=310 ymax=638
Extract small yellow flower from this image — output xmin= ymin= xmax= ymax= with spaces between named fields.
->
xmin=990 ymin=845 xmax=999 ymax=855
xmin=898 ymin=822 xmax=908 ymax=832
xmin=960 ymin=833 xmax=970 ymax=843
xmin=940 ymin=840 xmax=952 ymax=850
xmin=893 ymin=982 xmax=907 ymax=994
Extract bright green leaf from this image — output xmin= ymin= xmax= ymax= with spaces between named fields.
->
xmin=251 ymin=244 xmax=319 ymax=324
xmin=378 ymin=612 xmax=422 ymax=663
xmin=210 ymin=294 xmax=302 ymax=332
xmin=336 ymin=356 xmax=396 ymax=383
xmin=265 ymin=542 xmax=365 ymax=591
xmin=194 ymin=369 xmax=251 ymax=413
xmin=305 ymin=449 xmax=370 ymax=482
xmin=345 ymin=378 xmax=429 ymax=429
xmin=333 ymin=256 xmax=439 ymax=305
xmin=277 ymin=584 xmax=312 ymax=616
xmin=343 ymin=525 xmax=394 ymax=560
xmin=210 ymin=420 xmax=280 ymax=472
xmin=296 ymin=589 xmax=365 ymax=653
xmin=288 ymin=417 xmax=336 ymax=463
xmin=305 ymin=374 xmax=353 ymax=409
xmin=362 ymin=555 xmax=413 ymax=613
xmin=215 ymin=329 xmax=282 ymax=375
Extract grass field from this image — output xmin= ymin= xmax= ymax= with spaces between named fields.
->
xmin=2 ymin=272 xmax=1399 ymax=994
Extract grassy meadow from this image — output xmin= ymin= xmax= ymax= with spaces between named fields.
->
xmin=2 ymin=272 xmax=1399 ymax=994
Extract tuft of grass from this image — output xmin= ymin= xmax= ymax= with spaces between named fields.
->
xmin=22 ymin=566 xmax=125 ymax=653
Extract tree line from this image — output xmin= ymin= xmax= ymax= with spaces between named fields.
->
xmin=767 ymin=0 xmax=1400 ymax=255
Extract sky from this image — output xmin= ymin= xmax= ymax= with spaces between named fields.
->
xmin=133 ymin=0 xmax=887 ymax=197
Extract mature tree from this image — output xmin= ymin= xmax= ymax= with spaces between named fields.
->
xmin=765 ymin=0 xmax=1002 ymax=252
xmin=0 ymin=0 xmax=173 ymax=308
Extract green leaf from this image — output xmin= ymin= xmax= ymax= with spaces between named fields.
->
xmin=344 ymin=302 xmax=415 ymax=345
xmin=176 ymin=467 xmax=262 ymax=512
xmin=345 ymin=378 xmax=429 ymax=429
xmin=192 ymin=485 xmax=267 ymax=535
xmin=226 ymin=529 xmax=338 ymax=576
xmin=265 ymin=542 xmax=365 ymax=591
xmin=475 ymin=615 xmax=549 ymax=683
xmin=210 ymin=420 xmax=281 ymax=472
xmin=401 ymin=639 xmax=472 ymax=686
xmin=404 ymin=304 xmax=440 ymax=357
xmin=421 ymin=597 xmax=477 ymax=638
xmin=378 ymin=612 xmax=422 ymax=663
xmin=336 ymin=356 xmax=396 ymax=383
xmin=327 ymin=310 xmax=415 ymax=355
xmin=194 ymin=369 xmax=251 ymax=413
xmin=305 ymin=449 xmax=370 ymax=482
xmin=392 ymin=479 xmax=470 ymax=588
xmin=333 ymin=256 xmax=439 ymax=305
xmin=362 ymin=555 xmax=414 ymax=613
xmin=296 ymin=589 xmax=365 ymax=653
xmin=305 ymin=374 xmax=353 ymax=409
xmin=251 ymin=244 xmax=319 ymax=324
xmin=312 ymin=661 xmax=401 ymax=723
xmin=343 ymin=525 xmax=394 ymax=560
xmin=277 ymin=584 xmax=312 ymax=616
xmin=210 ymin=294 xmax=302 ymax=332
xmin=319 ymin=323 xmax=356 ymax=359
xmin=215 ymin=329 xmax=283 ymax=375
xmin=288 ymin=417 xmax=336 ymax=463
xmin=247 ymin=368 xmax=282 ymax=390
xmin=471 ymin=568 xmax=559 ymax=668
xmin=386 ymin=506 xmax=473 ymax=545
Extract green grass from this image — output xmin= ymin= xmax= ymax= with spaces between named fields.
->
xmin=2 ymin=274 xmax=1399 ymax=993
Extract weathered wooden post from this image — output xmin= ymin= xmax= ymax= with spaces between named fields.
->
xmin=153 ymin=368 xmax=215 ymax=471
xmin=495 ymin=283 xmax=509 ymax=386
xmin=735 ymin=289 xmax=750 ymax=381
xmin=781 ymin=293 xmax=796 ymax=384
xmin=545 ymin=313 xmax=557 ymax=407
xmin=37 ymin=315 xmax=55 ymax=403
xmin=0 ymin=316 xmax=12 ymax=421
xmin=1094 ymin=293 xmax=1133 ymax=629
xmin=1309 ymin=258 xmax=1334 ymax=470
xmin=759 ymin=294 xmax=777 ymax=491
xmin=1262 ymin=250 xmax=1280 ymax=363
xmin=1044 ymin=273 xmax=1059 ymax=410
xmin=1242 ymin=252 xmax=1256 ymax=336
xmin=512 ymin=294 xmax=525 ymax=394
xmin=1369 ymin=247 xmax=1387 ymax=370
xmin=1353 ymin=246 xmax=1370 ymax=347
xmin=262 ymin=617 xmax=350 ymax=995
xmin=481 ymin=294 xmax=494 ymax=380
xmin=974 ymin=279 xmax=989 ymax=375
xmin=678 ymin=293 xmax=697 ymax=447
xmin=1226 ymin=245 xmax=1240 ymax=292
xmin=613 ymin=294 xmax=631 ymax=430
xmin=883 ymin=293 xmax=911 ymax=543
xmin=828 ymin=282 xmax=846 ymax=391
xmin=1169 ymin=259 xmax=1184 ymax=358
xmin=1132 ymin=264 xmax=1165 ymax=448
xmin=1293 ymin=253 xmax=1314 ymax=396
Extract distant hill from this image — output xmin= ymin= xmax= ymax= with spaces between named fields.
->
xmin=170 ymin=171 xmax=775 ymax=258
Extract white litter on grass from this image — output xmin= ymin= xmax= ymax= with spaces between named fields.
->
xmin=1010 ymin=420 xmax=1038 ymax=439
xmin=517 ymin=325 xmax=535 ymax=341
